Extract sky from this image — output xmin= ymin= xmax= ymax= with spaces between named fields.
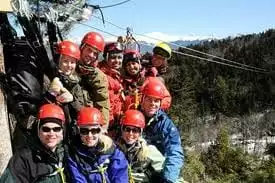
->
xmin=68 ymin=0 xmax=275 ymax=43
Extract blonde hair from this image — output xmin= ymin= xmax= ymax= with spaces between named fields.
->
xmin=99 ymin=134 xmax=114 ymax=153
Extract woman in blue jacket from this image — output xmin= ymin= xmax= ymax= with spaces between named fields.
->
xmin=67 ymin=107 xmax=128 ymax=183
xmin=140 ymin=79 xmax=184 ymax=183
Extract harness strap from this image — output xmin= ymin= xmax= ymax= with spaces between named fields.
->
xmin=128 ymin=165 xmax=135 ymax=183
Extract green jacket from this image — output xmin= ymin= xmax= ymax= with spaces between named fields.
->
xmin=77 ymin=64 xmax=110 ymax=129
xmin=116 ymin=138 xmax=165 ymax=183
xmin=0 ymin=139 xmax=67 ymax=183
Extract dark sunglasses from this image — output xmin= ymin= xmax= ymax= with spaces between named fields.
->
xmin=41 ymin=126 xmax=62 ymax=133
xmin=79 ymin=127 xmax=101 ymax=135
xmin=122 ymin=126 xmax=141 ymax=134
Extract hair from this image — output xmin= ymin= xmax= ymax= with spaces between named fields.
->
xmin=98 ymin=134 xmax=114 ymax=153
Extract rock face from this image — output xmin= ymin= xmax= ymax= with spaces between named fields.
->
xmin=0 ymin=42 xmax=12 ymax=175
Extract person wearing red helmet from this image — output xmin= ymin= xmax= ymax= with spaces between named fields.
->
xmin=140 ymin=80 xmax=184 ymax=183
xmin=80 ymin=31 xmax=105 ymax=67
xmin=123 ymin=76 xmax=172 ymax=112
xmin=77 ymin=32 xmax=110 ymax=130
xmin=44 ymin=40 xmax=89 ymax=125
xmin=142 ymin=77 xmax=172 ymax=110
xmin=67 ymin=107 xmax=128 ymax=183
xmin=116 ymin=110 xmax=166 ymax=183
xmin=12 ymin=40 xmax=83 ymax=152
xmin=98 ymin=42 xmax=124 ymax=134
xmin=0 ymin=104 xmax=68 ymax=182
xmin=57 ymin=40 xmax=80 ymax=76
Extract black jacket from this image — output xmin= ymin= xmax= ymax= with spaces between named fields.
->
xmin=0 ymin=137 xmax=67 ymax=183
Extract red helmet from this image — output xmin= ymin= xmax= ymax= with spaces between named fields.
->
xmin=57 ymin=40 xmax=80 ymax=60
xmin=103 ymin=42 xmax=123 ymax=58
xmin=77 ymin=107 xmax=104 ymax=126
xmin=38 ymin=104 xmax=65 ymax=122
xmin=123 ymin=50 xmax=141 ymax=65
xmin=81 ymin=32 xmax=105 ymax=52
xmin=121 ymin=110 xmax=145 ymax=129
xmin=142 ymin=78 xmax=166 ymax=99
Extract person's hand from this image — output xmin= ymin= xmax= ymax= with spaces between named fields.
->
xmin=49 ymin=77 xmax=63 ymax=96
xmin=56 ymin=88 xmax=73 ymax=103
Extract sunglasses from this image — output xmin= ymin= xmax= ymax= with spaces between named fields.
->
xmin=79 ymin=127 xmax=101 ymax=135
xmin=41 ymin=126 xmax=62 ymax=133
xmin=122 ymin=126 xmax=141 ymax=134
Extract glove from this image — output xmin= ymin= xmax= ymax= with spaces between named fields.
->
xmin=56 ymin=88 xmax=73 ymax=103
xmin=49 ymin=77 xmax=63 ymax=96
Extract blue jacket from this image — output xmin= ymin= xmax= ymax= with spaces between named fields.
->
xmin=67 ymin=140 xmax=128 ymax=183
xmin=143 ymin=110 xmax=184 ymax=183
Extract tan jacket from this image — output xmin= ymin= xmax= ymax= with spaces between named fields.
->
xmin=77 ymin=65 xmax=110 ymax=130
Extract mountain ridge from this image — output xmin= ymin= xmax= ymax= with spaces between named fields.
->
xmin=139 ymin=39 xmax=209 ymax=53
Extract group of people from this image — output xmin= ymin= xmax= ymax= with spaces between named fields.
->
xmin=0 ymin=31 xmax=184 ymax=183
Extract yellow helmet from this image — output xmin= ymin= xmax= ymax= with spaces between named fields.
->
xmin=153 ymin=42 xmax=172 ymax=59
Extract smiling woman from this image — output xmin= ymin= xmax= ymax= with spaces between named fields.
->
xmin=67 ymin=107 xmax=129 ymax=183
xmin=116 ymin=109 xmax=167 ymax=183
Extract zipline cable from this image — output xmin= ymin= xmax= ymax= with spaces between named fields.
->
xmin=74 ymin=21 xmax=267 ymax=74
xmin=86 ymin=0 xmax=131 ymax=9
xmin=172 ymin=50 xmax=267 ymax=74
xmin=90 ymin=14 xmax=267 ymax=72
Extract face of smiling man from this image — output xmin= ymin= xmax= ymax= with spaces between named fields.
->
xmin=38 ymin=122 xmax=63 ymax=152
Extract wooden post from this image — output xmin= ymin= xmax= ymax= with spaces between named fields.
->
xmin=0 ymin=42 xmax=12 ymax=174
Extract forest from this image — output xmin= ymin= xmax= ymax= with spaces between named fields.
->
xmin=166 ymin=29 xmax=275 ymax=182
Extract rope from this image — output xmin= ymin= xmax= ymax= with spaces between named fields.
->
xmin=134 ymin=90 xmax=139 ymax=109
xmin=128 ymin=165 xmax=135 ymax=183
xmin=87 ymin=162 xmax=108 ymax=183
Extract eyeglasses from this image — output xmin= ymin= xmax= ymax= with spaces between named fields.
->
xmin=41 ymin=126 xmax=62 ymax=133
xmin=122 ymin=126 xmax=141 ymax=134
xmin=79 ymin=127 xmax=101 ymax=135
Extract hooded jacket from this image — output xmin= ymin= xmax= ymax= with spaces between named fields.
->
xmin=143 ymin=110 xmax=184 ymax=183
xmin=67 ymin=135 xmax=128 ymax=183
xmin=116 ymin=137 xmax=165 ymax=183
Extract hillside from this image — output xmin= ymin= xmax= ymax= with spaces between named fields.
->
xmin=168 ymin=29 xmax=275 ymax=117
xmin=139 ymin=39 xmax=206 ymax=54
xmin=166 ymin=29 xmax=275 ymax=183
